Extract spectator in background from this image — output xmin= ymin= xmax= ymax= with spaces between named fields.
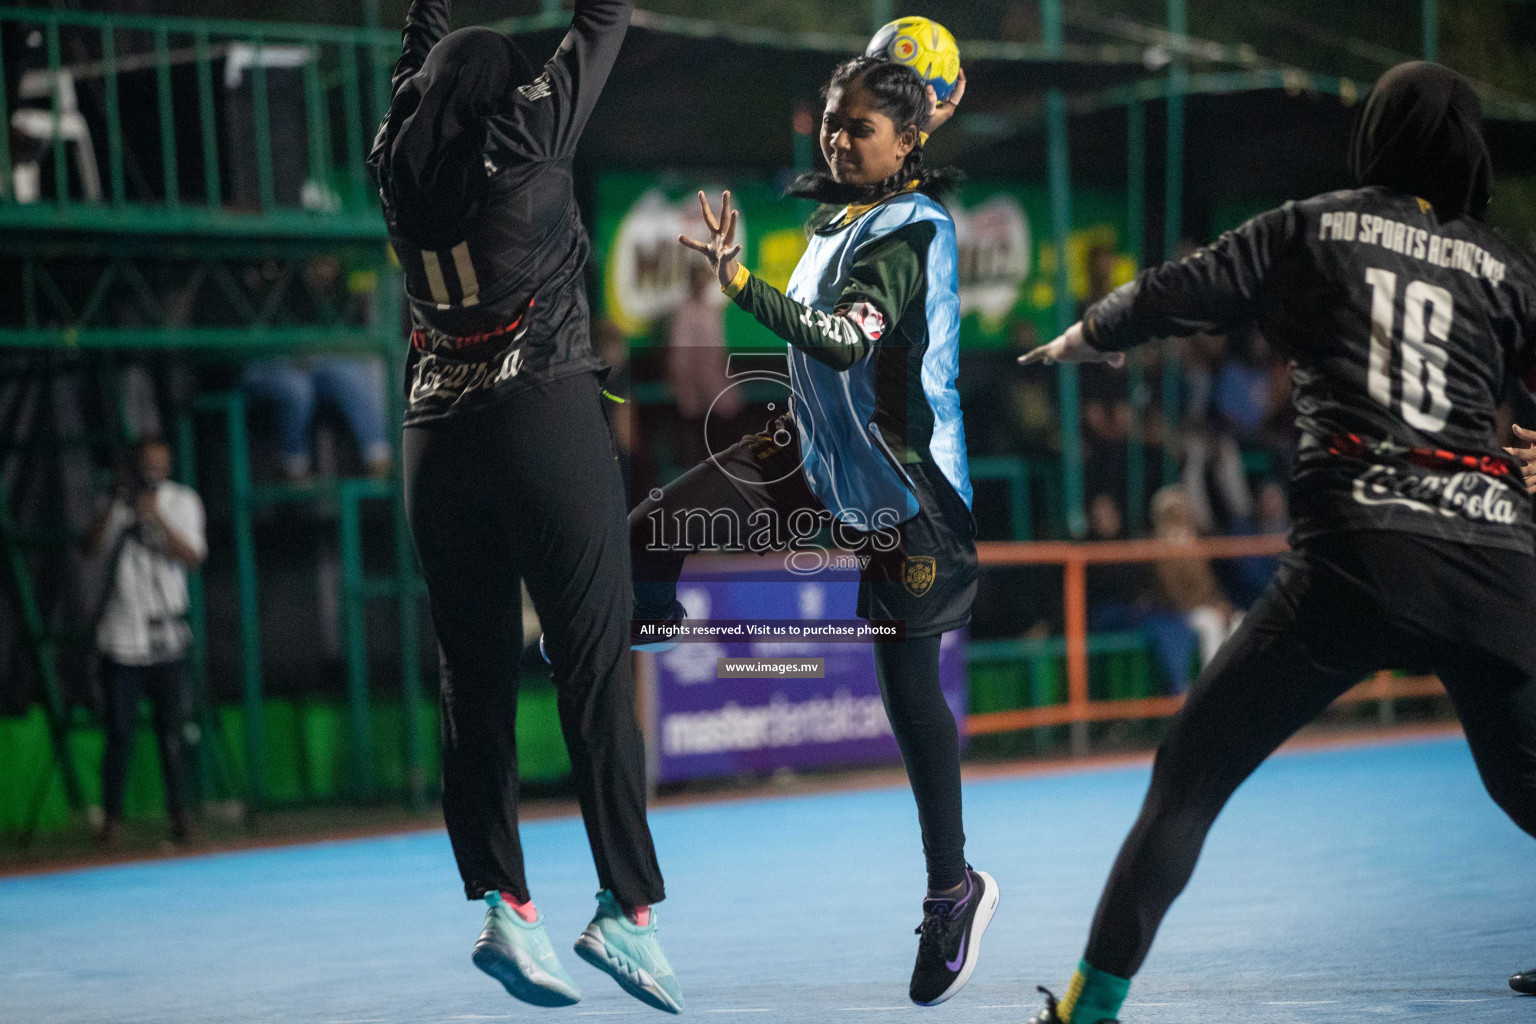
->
xmin=964 ymin=320 xmax=1062 ymax=628
xmin=1258 ymin=331 xmax=1299 ymax=476
xmin=1215 ymin=326 xmax=1296 ymax=489
xmin=1264 ymin=353 xmax=1298 ymax=465
xmin=1079 ymin=245 xmax=1136 ymax=501
xmin=1229 ymin=478 xmax=1289 ymax=607
xmin=1181 ymin=329 xmax=1253 ymax=534
xmin=241 ymin=258 xmax=392 ymax=480
xmin=1135 ymin=336 xmax=1170 ymax=453
xmin=1082 ymin=490 xmax=1199 ymax=695
xmin=959 ymin=320 xmax=1054 ymax=540
xmin=1214 ymin=327 xmax=1271 ymax=444
xmin=1081 ymin=244 xmax=1171 ymax=526
xmin=1084 ymin=242 xmax=1116 ymax=307
xmin=1087 ymin=491 xmax=1124 ymax=543
xmin=1145 ymin=485 xmax=1238 ymax=694
xmin=1085 ymin=492 xmax=1157 ymax=633
xmin=965 ymin=318 xmax=1056 ymax=459
xmin=81 ymin=437 xmax=206 ymax=846
xmin=241 ymin=356 xmax=392 ymax=479
xmin=665 ymin=262 xmax=742 ymax=468
xmin=1117 ymin=243 xmax=1205 ymax=472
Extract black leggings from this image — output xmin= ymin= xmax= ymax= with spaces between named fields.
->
xmin=631 ymin=455 xmax=968 ymax=891
xmin=874 ymin=635 xmax=967 ymax=891
xmin=100 ymin=657 xmax=190 ymax=824
xmin=404 ymin=372 xmax=664 ymax=908
xmin=1086 ymin=532 xmax=1536 ymax=977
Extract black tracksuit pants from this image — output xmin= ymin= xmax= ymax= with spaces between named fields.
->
xmin=403 ymin=371 xmax=664 ymax=909
xmin=1086 ymin=530 xmax=1536 ymax=978
xmin=100 ymin=657 xmax=190 ymax=825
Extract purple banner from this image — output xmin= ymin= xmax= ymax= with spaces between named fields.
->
xmin=649 ymin=568 xmax=966 ymax=783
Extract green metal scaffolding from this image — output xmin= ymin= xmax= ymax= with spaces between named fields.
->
xmin=0 ymin=5 xmax=426 ymax=822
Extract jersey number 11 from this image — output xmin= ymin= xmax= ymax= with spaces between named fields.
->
xmin=1364 ymin=267 xmax=1453 ymax=434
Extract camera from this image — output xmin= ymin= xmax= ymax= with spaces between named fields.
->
xmin=123 ymin=459 xmax=154 ymax=501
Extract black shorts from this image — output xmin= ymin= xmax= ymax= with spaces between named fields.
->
xmin=708 ymin=415 xmax=978 ymax=638
xmin=1267 ymin=529 xmax=1536 ymax=681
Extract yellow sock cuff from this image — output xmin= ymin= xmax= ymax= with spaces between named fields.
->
xmin=1058 ymin=959 xmax=1130 ymax=1023
xmin=1057 ymin=968 xmax=1087 ymax=1022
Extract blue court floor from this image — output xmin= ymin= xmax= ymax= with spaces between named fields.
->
xmin=3 ymin=735 xmax=1532 ymax=1023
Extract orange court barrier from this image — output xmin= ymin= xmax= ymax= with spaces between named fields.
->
xmin=968 ymin=535 xmax=1445 ymax=740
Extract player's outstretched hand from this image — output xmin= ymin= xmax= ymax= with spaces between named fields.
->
xmin=921 ymin=68 xmax=965 ymax=136
xmin=1016 ymin=321 xmax=1126 ymax=369
xmin=679 ymin=190 xmax=743 ymax=291
xmin=1504 ymin=423 xmax=1536 ymax=494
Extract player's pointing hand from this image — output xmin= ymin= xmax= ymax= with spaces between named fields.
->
xmin=1016 ymin=321 xmax=1126 ymax=369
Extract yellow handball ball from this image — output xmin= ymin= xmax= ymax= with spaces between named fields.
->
xmin=865 ymin=16 xmax=961 ymax=102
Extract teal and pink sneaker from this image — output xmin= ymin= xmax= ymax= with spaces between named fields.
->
xmin=471 ymin=891 xmax=582 ymax=1007
xmin=573 ymin=890 xmax=684 ymax=1014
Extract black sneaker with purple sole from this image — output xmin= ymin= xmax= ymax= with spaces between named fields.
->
xmin=908 ymin=866 xmax=1000 ymax=1006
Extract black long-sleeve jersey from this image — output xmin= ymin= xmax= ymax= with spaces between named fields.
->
xmin=368 ymin=0 xmax=633 ymax=425
xmin=1085 ymin=185 xmax=1536 ymax=553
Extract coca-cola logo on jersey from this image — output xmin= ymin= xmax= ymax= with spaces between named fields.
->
xmin=1351 ymin=464 xmax=1520 ymax=525
xmin=409 ymin=346 xmax=525 ymax=408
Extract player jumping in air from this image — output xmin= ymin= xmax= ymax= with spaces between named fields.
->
xmin=369 ymin=0 xmax=682 ymax=1012
xmin=1018 ymin=61 xmax=1536 ymax=1022
xmin=637 ymin=57 xmax=996 ymax=1005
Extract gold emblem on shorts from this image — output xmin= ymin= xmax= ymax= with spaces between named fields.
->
xmin=903 ymin=556 xmax=936 ymax=597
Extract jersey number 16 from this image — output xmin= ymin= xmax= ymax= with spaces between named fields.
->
xmin=1364 ymin=267 xmax=1453 ymax=434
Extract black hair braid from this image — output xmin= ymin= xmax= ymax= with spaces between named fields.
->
xmin=788 ymin=55 xmax=962 ymax=206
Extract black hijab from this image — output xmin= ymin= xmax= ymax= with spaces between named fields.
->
xmin=1348 ymin=61 xmax=1493 ymax=221
xmin=377 ymin=27 xmax=534 ymax=245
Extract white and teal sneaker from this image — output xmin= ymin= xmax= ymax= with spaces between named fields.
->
xmin=471 ymin=892 xmax=582 ymax=1007
xmin=573 ymin=890 xmax=684 ymax=1014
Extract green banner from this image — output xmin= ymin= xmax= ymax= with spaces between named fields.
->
xmin=594 ymin=172 xmax=806 ymax=351
xmin=946 ymin=178 xmax=1136 ymax=348
xmin=594 ymin=170 xmax=1138 ymax=351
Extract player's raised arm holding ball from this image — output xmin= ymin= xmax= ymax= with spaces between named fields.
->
xmin=638 ymin=21 xmax=1000 ymax=1007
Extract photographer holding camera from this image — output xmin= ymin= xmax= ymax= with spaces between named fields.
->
xmin=82 ymin=437 xmax=206 ymax=846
